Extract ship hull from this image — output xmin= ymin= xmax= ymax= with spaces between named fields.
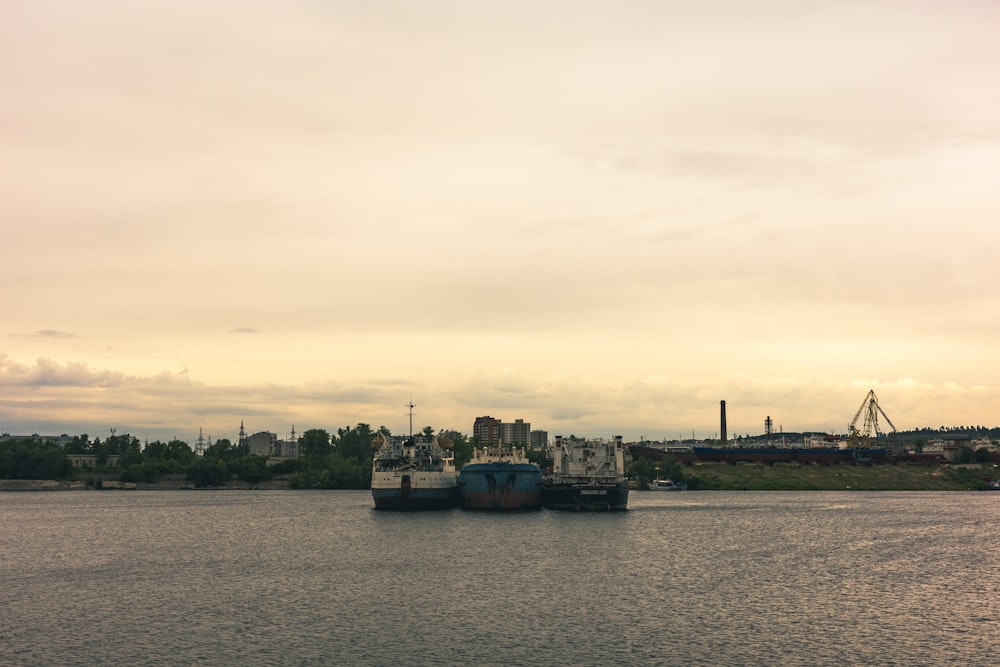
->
xmin=541 ymin=480 xmax=629 ymax=511
xmin=371 ymin=471 xmax=458 ymax=511
xmin=458 ymin=462 xmax=542 ymax=512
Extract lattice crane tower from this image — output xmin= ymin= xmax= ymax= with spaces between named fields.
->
xmin=848 ymin=389 xmax=897 ymax=448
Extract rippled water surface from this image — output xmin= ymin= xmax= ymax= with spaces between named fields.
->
xmin=2 ymin=490 xmax=998 ymax=666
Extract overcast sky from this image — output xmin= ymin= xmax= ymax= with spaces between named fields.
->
xmin=3 ymin=1 xmax=999 ymax=444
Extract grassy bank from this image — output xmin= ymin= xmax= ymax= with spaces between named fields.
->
xmin=678 ymin=461 xmax=997 ymax=491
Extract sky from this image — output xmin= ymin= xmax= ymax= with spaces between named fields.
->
xmin=3 ymin=1 xmax=1000 ymax=445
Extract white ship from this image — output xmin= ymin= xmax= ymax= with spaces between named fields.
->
xmin=370 ymin=404 xmax=458 ymax=511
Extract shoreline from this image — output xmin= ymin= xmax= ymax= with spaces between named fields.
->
xmin=0 ymin=479 xmax=996 ymax=494
xmin=3 ymin=460 xmax=996 ymax=493
xmin=0 ymin=478 xmax=294 ymax=492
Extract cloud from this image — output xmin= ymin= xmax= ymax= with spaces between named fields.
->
xmin=1 ymin=352 xmax=999 ymax=443
xmin=0 ymin=355 xmax=425 ymax=440
xmin=230 ymin=327 xmax=258 ymax=334
xmin=22 ymin=330 xmax=78 ymax=339
xmin=0 ymin=355 xmax=125 ymax=388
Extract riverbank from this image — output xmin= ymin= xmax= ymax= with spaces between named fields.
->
xmin=3 ymin=462 xmax=998 ymax=492
xmin=0 ymin=474 xmax=291 ymax=492
xmin=675 ymin=461 xmax=997 ymax=491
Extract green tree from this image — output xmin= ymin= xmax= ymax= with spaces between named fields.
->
xmin=93 ymin=437 xmax=116 ymax=466
xmin=117 ymin=437 xmax=142 ymax=467
xmin=295 ymin=453 xmax=369 ymax=489
xmin=628 ymin=457 xmax=658 ymax=484
xmin=269 ymin=457 xmax=304 ymax=476
xmin=204 ymin=438 xmax=238 ymax=461
xmin=656 ymin=455 xmax=684 ymax=481
xmin=141 ymin=439 xmax=194 ymax=469
xmin=526 ymin=446 xmax=549 ymax=469
xmin=0 ymin=439 xmax=72 ymax=479
xmin=451 ymin=433 xmax=474 ymax=467
xmin=166 ymin=439 xmax=194 ymax=464
xmin=229 ymin=456 xmax=270 ymax=485
xmin=65 ymin=434 xmax=91 ymax=455
xmin=120 ymin=459 xmax=173 ymax=484
xmin=336 ymin=424 xmax=376 ymax=463
xmin=142 ymin=440 xmax=169 ymax=459
xmin=186 ymin=458 xmax=230 ymax=487
xmin=300 ymin=429 xmax=332 ymax=459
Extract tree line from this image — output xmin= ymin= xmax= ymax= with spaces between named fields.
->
xmin=0 ymin=424 xmax=494 ymax=489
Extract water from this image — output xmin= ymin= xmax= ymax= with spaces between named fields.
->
xmin=2 ymin=490 xmax=997 ymax=666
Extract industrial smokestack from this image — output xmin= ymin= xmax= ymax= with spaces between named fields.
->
xmin=720 ymin=400 xmax=728 ymax=447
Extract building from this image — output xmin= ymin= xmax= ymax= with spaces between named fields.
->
xmin=245 ymin=431 xmax=277 ymax=457
xmin=273 ymin=426 xmax=300 ymax=458
xmin=500 ymin=419 xmax=531 ymax=446
xmin=473 ymin=416 xmax=501 ymax=446
xmin=474 ymin=416 xmax=536 ymax=447
xmin=530 ymin=430 xmax=548 ymax=449
xmin=273 ymin=438 xmax=300 ymax=458
xmin=67 ymin=455 xmax=120 ymax=468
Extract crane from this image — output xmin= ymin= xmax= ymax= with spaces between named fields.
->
xmin=848 ymin=389 xmax=897 ymax=448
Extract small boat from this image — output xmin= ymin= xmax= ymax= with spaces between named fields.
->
xmin=647 ymin=478 xmax=687 ymax=491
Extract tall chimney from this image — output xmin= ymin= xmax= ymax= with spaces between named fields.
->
xmin=720 ymin=400 xmax=728 ymax=446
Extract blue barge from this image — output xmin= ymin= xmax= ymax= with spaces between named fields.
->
xmin=458 ymin=447 xmax=542 ymax=511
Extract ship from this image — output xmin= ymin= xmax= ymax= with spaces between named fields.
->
xmin=370 ymin=404 xmax=458 ymax=511
xmin=541 ymin=435 xmax=629 ymax=511
xmin=458 ymin=446 xmax=542 ymax=511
